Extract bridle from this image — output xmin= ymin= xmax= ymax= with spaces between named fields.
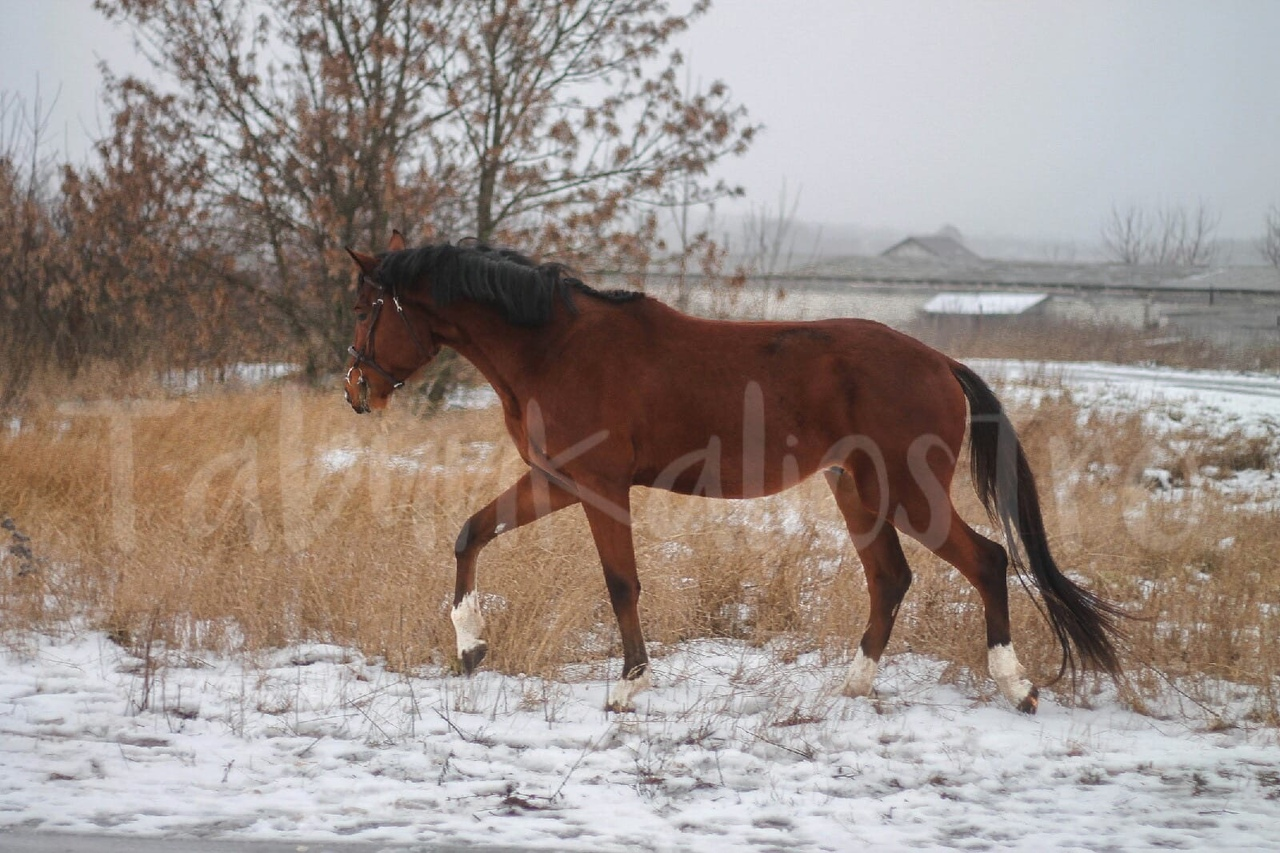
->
xmin=346 ymin=274 xmax=437 ymax=394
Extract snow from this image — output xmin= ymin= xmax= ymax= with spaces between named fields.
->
xmin=970 ymin=359 xmax=1280 ymax=437
xmin=445 ymin=385 xmax=500 ymax=411
xmin=2 ymin=631 xmax=1279 ymax=851
xmin=972 ymin=359 xmax=1280 ymax=509
xmin=922 ymin=293 xmax=1048 ymax=315
xmin=160 ymin=363 xmax=297 ymax=395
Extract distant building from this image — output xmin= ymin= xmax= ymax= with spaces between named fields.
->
xmin=921 ymin=292 xmax=1048 ymax=316
xmin=920 ymin=291 xmax=1050 ymax=337
xmin=882 ymin=226 xmax=980 ymax=262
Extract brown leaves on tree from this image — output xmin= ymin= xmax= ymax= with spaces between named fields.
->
xmin=64 ymin=0 xmax=758 ymax=370
xmin=0 ymin=83 xmax=250 ymax=404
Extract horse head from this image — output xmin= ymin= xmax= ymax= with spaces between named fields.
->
xmin=343 ymin=230 xmax=440 ymax=413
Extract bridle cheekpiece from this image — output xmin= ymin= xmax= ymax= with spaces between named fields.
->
xmin=346 ymin=273 xmax=437 ymax=397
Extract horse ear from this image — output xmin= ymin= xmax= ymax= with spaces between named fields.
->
xmin=346 ymin=247 xmax=378 ymax=275
xmin=388 ymin=230 xmax=406 ymax=251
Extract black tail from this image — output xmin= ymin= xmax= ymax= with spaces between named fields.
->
xmin=952 ymin=362 xmax=1126 ymax=681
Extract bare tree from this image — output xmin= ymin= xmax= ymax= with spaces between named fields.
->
xmin=56 ymin=80 xmax=251 ymax=368
xmin=98 ymin=0 xmax=756 ymax=365
xmin=0 ymin=83 xmax=61 ymax=200
xmin=0 ymin=82 xmax=253 ymax=405
xmin=98 ymin=0 xmax=471 ymax=366
xmin=1153 ymin=203 xmax=1220 ymax=265
xmin=442 ymin=0 xmax=756 ymax=261
xmin=0 ymin=87 xmax=69 ymax=404
xmin=1101 ymin=202 xmax=1220 ymax=266
xmin=738 ymin=179 xmax=817 ymax=276
xmin=1101 ymin=204 xmax=1148 ymax=265
xmin=1261 ymin=205 xmax=1280 ymax=272
xmin=663 ymin=164 xmax=710 ymax=311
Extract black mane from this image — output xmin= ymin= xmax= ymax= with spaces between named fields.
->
xmin=372 ymin=240 xmax=643 ymax=327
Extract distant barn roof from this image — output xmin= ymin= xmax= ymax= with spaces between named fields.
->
xmin=922 ymin=292 xmax=1048 ymax=315
xmin=882 ymin=233 xmax=981 ymax=262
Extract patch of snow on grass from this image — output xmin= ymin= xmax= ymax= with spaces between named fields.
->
xmin=970 ymin=359 xmax=1280 ymax=438
xmin=973 ymin=359 xmax=1280 ymax=508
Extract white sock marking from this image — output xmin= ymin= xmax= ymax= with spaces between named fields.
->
xmin=841 ymin=648 xmax=878 ymax=697
xmin=988 ymin=643 xmax=1035 ymax=706
xmin=607 ymin=667 xmax=653 ymax=710
xmin=450 ymin=592 xmax=486 ymax=657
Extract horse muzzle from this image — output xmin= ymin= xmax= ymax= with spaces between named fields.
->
xmin=344 ymin=366 xmax=372 ymax=414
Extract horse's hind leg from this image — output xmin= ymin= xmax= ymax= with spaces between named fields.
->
xmin=891 ymin=458 xmax=1037 ymax=711
xmin=452 ymin=469 xmax=580 ymax=673
xmin=836 ymin=436 xmax=1038 ymax=713
xmin=928 ymin=512 xmax=1038 ymax=713
xmin=824 ymin=468 xmax=913 ymax=698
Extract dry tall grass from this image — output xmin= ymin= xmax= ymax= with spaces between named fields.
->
xmin=1 ymin=368 xmax=1276 ymax=725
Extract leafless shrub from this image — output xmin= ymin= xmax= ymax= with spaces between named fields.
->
xmin=1101 ymin=202 xmax=1220 ymax=266
xmin=737 ymin=180 xmax=820 ymax=276
xmin=1102 ymin=204 xmax=1149 ymax=266
xmin=1261 ymin=205 xmax=1280 ymax=272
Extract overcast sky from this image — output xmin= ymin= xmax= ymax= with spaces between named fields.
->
xmin=3 ymin=0 xmax=1279 ymax=243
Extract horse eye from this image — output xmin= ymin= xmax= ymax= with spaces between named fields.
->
xmin=355 ymin=310 xmax=369 ymax=322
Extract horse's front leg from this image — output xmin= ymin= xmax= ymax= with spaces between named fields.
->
xmin=579 ymin=486 xmax=650 ymax=712
xmin=452 ymin=468 xmax=580 ymax=673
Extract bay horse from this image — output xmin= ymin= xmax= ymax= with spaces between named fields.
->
xmin=343 ymin=232 xmax=1125 ymax=714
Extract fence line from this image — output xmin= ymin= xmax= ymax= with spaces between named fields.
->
xmin=589 ymin=269 xmax=1280 ymax=301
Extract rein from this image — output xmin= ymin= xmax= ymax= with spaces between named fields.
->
xmin=347 ymin=274 xmax=436 ymax=391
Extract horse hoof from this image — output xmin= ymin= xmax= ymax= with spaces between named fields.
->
xmin=1016 ymin=686 xmax=1039 ymax=715
xmin=459 ymin=642 xmax=488 ymax=675
xmin=605 ymin=666 xmax=652 ymax=712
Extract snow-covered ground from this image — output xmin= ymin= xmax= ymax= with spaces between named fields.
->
xmin=161 ymin=363 xmax=299 ymax=395
xmin=975 ymin=359 xmax=1280 ymax=511
xmin=4 ymin=359 xmax=1280 ymax=850
xmin=2 ymin=631 xmax=1278 ymax=851
xmin=971 ymin=359 xmax=1280 ymax=438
